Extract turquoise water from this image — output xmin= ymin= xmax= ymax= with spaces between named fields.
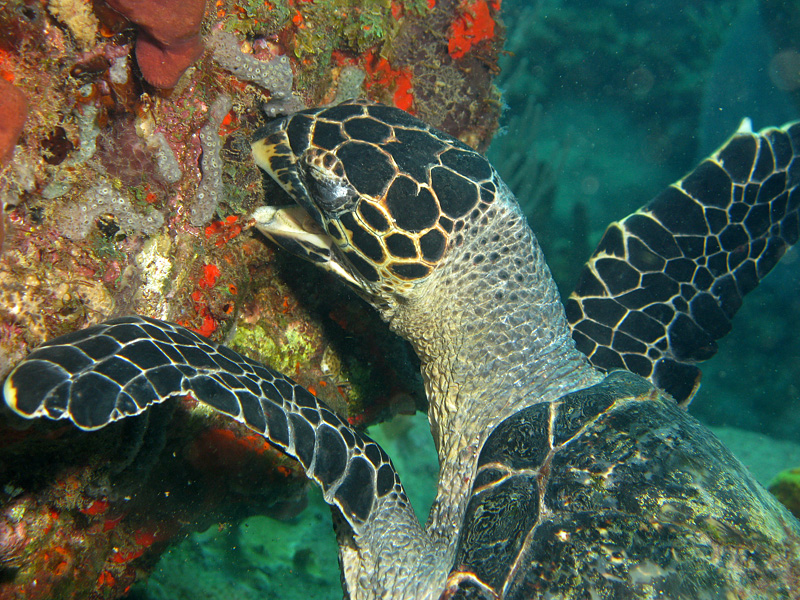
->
xmin=130 ymin=415 xmax=800 ymax=599
xmin=128 ymin=1 xmax=800 ymax=597
xmin=129 ymin=413 xmax=439 ymax=600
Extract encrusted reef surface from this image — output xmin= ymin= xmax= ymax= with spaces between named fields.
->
xmin=0 ymin=0 xmax=503 ymax=597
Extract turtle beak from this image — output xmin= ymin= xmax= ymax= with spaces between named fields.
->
xmin=251 ymin=119 xmax=322 ymax=227
xmin=251 ymin=205 xmax=361 ymax=287
xmin=251 ymin=120 xmax=362 ymax=287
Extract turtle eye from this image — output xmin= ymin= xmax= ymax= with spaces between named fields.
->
xmin=301 ymin=148 xmax=358 ymax=215
xmin=321 ymin=151 xmax=342 ymax=175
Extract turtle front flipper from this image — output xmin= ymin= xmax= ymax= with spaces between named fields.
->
xmin=1 ymin=315 xmax=412 ymax=533
xmin=566 ymin=120 xmax=800 ymax=404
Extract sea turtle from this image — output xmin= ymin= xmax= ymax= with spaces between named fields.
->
xmin=3 ymin=99 xmax=800 ymax=599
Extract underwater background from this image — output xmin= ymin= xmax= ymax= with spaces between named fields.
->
xmin=0 ymin=0 xmax=798 ymax=598
xmin=133 ymin=1 xmax=800 ymax=598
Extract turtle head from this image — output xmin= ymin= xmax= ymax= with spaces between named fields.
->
xmin=251 ymin=99 xmax=504 ymax=314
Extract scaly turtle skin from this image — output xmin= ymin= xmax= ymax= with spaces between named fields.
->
xmin=3 ymin=100 xmax=800 ymax=599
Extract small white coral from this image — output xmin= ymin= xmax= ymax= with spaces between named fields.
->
xmin=135 ymin=234 xmax=174 ymax=317
xmin=70 ymin=98 xmax=100 ymax=165
xmin=48 ymin=0 xmax=98 ymax=50
xmin=210 ymin=30 xmax=293 ymax=100
xmin=150 ymin=132 xmax=182 ymax=184
xmin=61 ymin=181 xmax=164 ymax=239
xmin=109 ymin=55 xmax=129 ymax=85
xmin=190 ymin=95 xmax=233 ymax=227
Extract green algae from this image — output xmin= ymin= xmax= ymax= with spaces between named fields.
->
xmin=232 ymin=322 xmax=317 ymax=375
xmin=769 ymin=468 xmax=800 ymax=519
xmin=295 ymin=0 xmax=393 ymax=60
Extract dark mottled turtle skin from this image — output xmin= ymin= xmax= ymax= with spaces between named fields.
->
xmin=4 ymin=101 xmax=800 ymax=599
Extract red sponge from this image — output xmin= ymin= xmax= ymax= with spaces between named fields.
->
xmin=0 ymin=79 xmax=27 ymax=165
xmin=106 ymin=0 xmax=206 ymax=88
xmin=135 ymin=33 xmax=204 ymax=89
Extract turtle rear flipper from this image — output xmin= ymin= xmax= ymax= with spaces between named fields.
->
xmin=566 ymin=120 xmax=800 ymax=404
xmin=2 ymin=315 xmax=412 ymax=533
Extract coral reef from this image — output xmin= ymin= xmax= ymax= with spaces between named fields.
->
xmin=387 ymin=0 xmax=504 ymax=151
xmin=0 ymin=0 xmax=501 ymax=597
xmin=0 ymin=78 xmax=26 ymax=251
xmin=47 ymin=0 xmax=98 ymax=50
xmin=0 ymin=409 xmax=310 ymax=599
xmin=448 ymin=0 xmax=499 ymax=59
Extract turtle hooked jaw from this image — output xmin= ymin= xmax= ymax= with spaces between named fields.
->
xmin=251 ymin=204 xmax=362 ymax=287
xmin=251 ymin=123 xmax=364 ymax=288
xmin=251 ymin=118 xmax=321 ymax=222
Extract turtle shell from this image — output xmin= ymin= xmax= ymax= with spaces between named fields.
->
xmin=442 ymin=371 xmax=800 ymax=599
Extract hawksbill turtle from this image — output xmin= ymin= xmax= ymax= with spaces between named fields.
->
xmin=3 ymin=100 xmax=800 ymax=599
